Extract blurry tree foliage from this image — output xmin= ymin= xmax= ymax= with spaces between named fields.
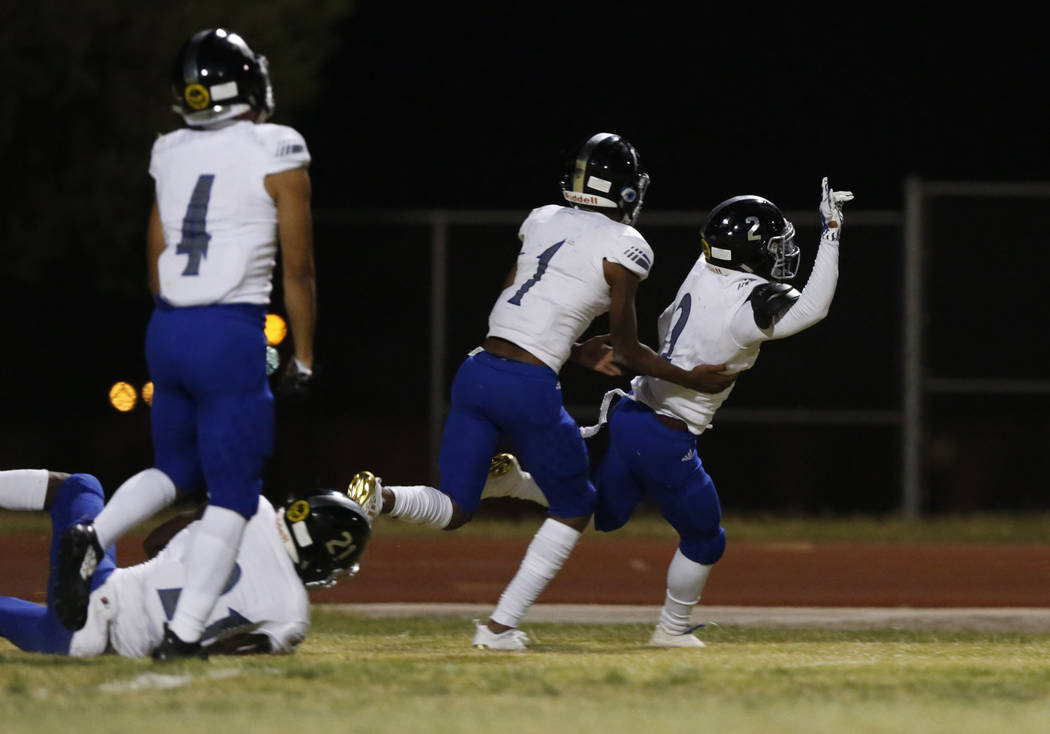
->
xmin=0 ymin=0 xmax=355 ymax=297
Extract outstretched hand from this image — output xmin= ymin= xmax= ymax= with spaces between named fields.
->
xmin=819 ymin=177 xmax=854 ymax=239
xmin=573 ymin=334 xmax=624 ymax=376
xmin=685 ymin=363 xmax=736 ymax=394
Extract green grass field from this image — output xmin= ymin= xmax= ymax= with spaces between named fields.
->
xmin=3 ymin=611 xmax=1049 ymax=734
xmin=2 ymin=514 xmax=1048 ymax=732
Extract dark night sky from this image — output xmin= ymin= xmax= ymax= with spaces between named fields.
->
xmin=302 ymin=6 xmax=1050 ymax=213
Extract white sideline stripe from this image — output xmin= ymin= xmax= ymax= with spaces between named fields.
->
xmin=320 ymin=603 xmax=1050 ymax=633
xmin=98 ymin=667 xmax=251 ymax=693
xmin=100 ymin=673 xmax=193 ymax=692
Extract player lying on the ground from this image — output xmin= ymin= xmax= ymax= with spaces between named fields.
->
xmin=0 ymin=469 xmax=369 ymax=657
xmin=481 ymin=178 xmax=853 ymax=648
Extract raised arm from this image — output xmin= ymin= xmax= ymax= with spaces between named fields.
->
xmin=731 ymin=178 xmax=852 ymax=343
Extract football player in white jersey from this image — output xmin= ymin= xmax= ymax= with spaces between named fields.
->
xmin=587 ymin=178 xmax=854 ymax=647
xmin=55 ymin=28 xmax=318 ymax=660
xmin=348 ymin=133 xmax=737 ymax=650
xmin=0 ymin=469 xmax=369 ymax=657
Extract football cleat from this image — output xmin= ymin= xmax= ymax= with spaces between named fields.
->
xmin=346 ymin=471 xmax=384 ymax=522
xmin=489 ymin=452 xmax=517 ymax=478
xmin=481 ymin=453 xmax=549 ymax=507
xmin=152 ymin=624 xmax=209 ymax=662
xmin=55 ymin=523 xmax=104 ymax=631
xmin=472 ymin=621 xmax=530 ymax=651
xmin=648 ymin=623 xmax=706 ymax=648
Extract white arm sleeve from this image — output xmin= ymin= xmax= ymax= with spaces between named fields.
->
xmin=730 ymin=237 xmax=840 ymax=345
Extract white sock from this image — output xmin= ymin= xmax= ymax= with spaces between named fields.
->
xmin=388 ymin=484 xmax=453 ymax=529
xmin=93 ymin=468 xmax=177 ymax=548
xmin=657 ymin=548 xmax=713 ymax=633
xmin=490 ymin=518 xmax=581 ymax=628
xmin=0 ymin=470 xmax=49 ymax=511
xmin=168 ymin=505 xmax=247 ymax=643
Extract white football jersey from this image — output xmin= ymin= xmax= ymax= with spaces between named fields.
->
xmin=150 ymin=120 xmax=311 ymax=307
xmin=74 ymin=496 xmax=310 ymax=658
xmin=631 ymin=238 xmax=840 ymax=434
xmin=487 ymin=205 xmax=654 ymax=371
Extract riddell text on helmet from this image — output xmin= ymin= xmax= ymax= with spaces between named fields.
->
xmin=563 ymin=191 xmax=601 ymax=206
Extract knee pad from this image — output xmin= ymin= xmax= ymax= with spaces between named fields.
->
xmin=680 ymin=526 xmax=726 ymax=566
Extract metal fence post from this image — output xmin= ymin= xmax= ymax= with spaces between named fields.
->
xmin=428 ymin=212 xmax=448 ymax=485
xmin=902 ymin=176 xmax=923 ymax=518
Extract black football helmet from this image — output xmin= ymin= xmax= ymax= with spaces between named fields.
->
xmin=171 ymin=28 xmax=275 ymax=127
xmin=700 ymin=195 xmax=800 ymax=280
xmin=560 ymin=132 xmax=650 ymax=225
xmin=278 ymin=490 xmax=371 ymax=589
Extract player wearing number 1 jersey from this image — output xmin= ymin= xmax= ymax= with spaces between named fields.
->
xmin=356 ymin=133 xmax=736 ymax=650
xmin=55 ymin=28 xmax=317 ymax=661
xmin=591 ymin=178 xmax=853 ymax=647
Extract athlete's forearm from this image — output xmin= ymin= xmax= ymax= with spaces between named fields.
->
xmin=146 ymin=198 xmax=165 ymax=298
xmin=614 ymin=339 xmax=695 ymax=384
xmin=769 ymin=238 xmax=839 ymax=339
xmin=282 ymin=270 xmax=316 ymax=368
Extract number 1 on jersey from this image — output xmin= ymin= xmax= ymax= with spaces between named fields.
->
xmin=507 ymin=239 xmax=565 ymax=306
xmin=176 ymin=174 xmax=215 ymax=276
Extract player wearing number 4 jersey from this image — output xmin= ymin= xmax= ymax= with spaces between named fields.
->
xmin=590 ymin=178 xmax=854 ymax=647
xmin=55 ymin=28 xmax=317 ymax=661
xmin=350 ymin=133 xmax=735 ymax=650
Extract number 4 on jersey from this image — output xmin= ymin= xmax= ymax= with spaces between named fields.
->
xmin=176 ymin=174 xmax=215 ymax=276
xmin=508 ymin=240 xmax=565 ymax=306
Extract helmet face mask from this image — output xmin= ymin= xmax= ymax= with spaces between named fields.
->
xmin=767 ymin=221 xmax=800 ymax=280
xmin=278 ymin=491 xmax=371 ymax=590
xmin=701 ymin=195 xmax=799 ymax=281
xmin=560 ymin=132 xmax=649 ymax=225
xmin=171 ymin=28 xmax=275 ymax=128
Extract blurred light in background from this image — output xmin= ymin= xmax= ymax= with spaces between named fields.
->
xmin=142 ymin=381 xmax=154 ymax=406
xmin=109 ymin=382 xmax=138 ymax=412
xmin=265 ymin=314 xmax=287 ymax=346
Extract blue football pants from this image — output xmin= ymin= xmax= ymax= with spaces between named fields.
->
xmin=594 ymin=398 xmax=726 ymax=565
xmin=438 ymin=351 xmax=596 ymax=519
xmin=0 ymin=474 xmax=116 ymax=654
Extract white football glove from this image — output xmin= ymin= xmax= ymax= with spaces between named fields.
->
xmin=819 ymin=177 xmax=854 ymax=240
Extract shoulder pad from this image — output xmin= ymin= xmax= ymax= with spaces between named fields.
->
xmin=253 ymin=123 xmax=310 ymax=163
xmin=748 ymin=282 xmax=800 ymax=329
